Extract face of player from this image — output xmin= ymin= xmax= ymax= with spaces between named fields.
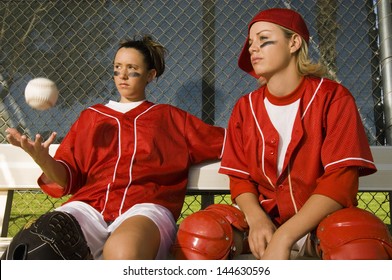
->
xmin=113 ymin=47 xmax=156 ymax=102
xmin=248 ymin=21 xmax=297 ymax=79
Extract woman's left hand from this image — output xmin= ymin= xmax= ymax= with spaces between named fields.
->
xmin=260 ymin=233 xmax=291 ymax=260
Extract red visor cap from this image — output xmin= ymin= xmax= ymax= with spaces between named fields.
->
xmin=238 ymin=8 xmax=310 ymax=78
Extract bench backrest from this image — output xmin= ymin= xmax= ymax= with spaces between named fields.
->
xmin=0 ymin=144 xmax=229 ymax=191
xmin=1 ymin=144 xmax=391 ymax=192
xmin=0 ymin=144 xmax=392 ymax=191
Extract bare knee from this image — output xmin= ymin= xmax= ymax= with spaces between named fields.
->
xmin=103 ymin=240 xmax=148 ymax=260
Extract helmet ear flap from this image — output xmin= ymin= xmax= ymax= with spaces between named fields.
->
xmin=205 ymin=204 xmax=248 ymax=231
xmin=317 ymin=207 xmax=392 ymax=260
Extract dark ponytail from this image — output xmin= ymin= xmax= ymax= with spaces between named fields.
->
xmin=118 ymin=35 xmax=166 ymax=77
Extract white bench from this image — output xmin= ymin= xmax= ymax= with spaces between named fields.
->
xmin=1 ymin=144 xmax=392 ymax=258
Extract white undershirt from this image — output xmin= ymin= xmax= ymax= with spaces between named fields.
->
xmin=264 ymin=98 xmax=300 ymax=175
xmin=105 ymin=100 xmax=145 ymax=113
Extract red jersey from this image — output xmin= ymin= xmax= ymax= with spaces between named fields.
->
xmin=219 ymin=77 xmax=376 ymax=224
xmin=39 ymin=101 xmax=225 ymax=222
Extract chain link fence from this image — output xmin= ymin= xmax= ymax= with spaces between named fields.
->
xmin=0 ymin=0 xmax=391 ymax=235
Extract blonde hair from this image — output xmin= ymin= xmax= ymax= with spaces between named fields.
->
xmin=281 ymin=27 xmax=328 ymax=78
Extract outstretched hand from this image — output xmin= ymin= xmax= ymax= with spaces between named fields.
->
xmin=5 ymin=128 xmax=57 ymax=166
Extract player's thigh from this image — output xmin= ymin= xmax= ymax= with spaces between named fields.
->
xmin=103 ymin=215 xmax=160 ymax=260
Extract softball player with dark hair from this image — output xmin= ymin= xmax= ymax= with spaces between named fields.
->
xmin=4 ymin=35 xmax=225 ymax=260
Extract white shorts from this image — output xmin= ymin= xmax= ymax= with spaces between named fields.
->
xmin=55 ymin=201 xmax=177 ymax=260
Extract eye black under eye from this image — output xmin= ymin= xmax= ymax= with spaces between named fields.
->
xmin=113 ymin=71 xmax=141 ymax=78
xmin=128 ymin=72 xmax=141 ymax=77
xmin=260 ymin=41 xmax=276 ymax=48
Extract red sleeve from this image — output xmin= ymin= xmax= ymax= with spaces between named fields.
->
xmin=184 ymin=112 xmax=226 ymax=164
xmin=321 ymin=86 xmax=376 ymax=176
xmin=37 ymin=161 xmax=70 ymax=198
xmin=37 ymin=114 xmax=84 ymax=197
xmin=229 ymin=175 xmax=259 ymax=202
xmin=313 ymin=166 xmax=358 ymax=207
xmin=219 ymin=98 xmax=251 ymax=179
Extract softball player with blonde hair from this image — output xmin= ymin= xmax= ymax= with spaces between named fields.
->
xmin=173 ymin=8 xmax=392 ymax=260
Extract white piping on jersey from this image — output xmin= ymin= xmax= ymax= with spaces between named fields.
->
xmin=220 ymin=166 xmax=250 ymax=176
xmin=249 ymin=91 xmax=275 ymax=189
xmin=118 ymin=104 xmax=159 ymax=216
xmin=57 ymin=159 xmax=74 ymax=195
xmin=219 ymin=128 xmax=227 ymax=159
xmin=286 ymin=78 xmax=323 ymax=213
xmin=260 ymin=198 xmax=274 ymax=207
xmin=324 ymin=157 xmax=375 ymax=170
xmin=253 ymin=79 xmax=324 ymax=214
xmin=287 ymin=163 xmax=298 ymax=213
xmin=301 ymin=78 xmax=323 ymax=120
xmin=278 ymin=78 xmax=324 ymax=213
xmin=299 ymin=79 xmax=376 ymax=171
xmin=87 ymin=107 xmax=122 ymax=215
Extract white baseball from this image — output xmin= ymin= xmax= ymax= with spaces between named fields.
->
xmin=25 ymin=77 xmax=59 ymax=110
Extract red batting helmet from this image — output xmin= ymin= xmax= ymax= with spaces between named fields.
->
xmin=172 ymin=209 xmax=234 ymax=260
xmin=172 ymin=204 xmax=249 ymax=260
xmin=204 ymin=204 xmax=248 ymax=231
xmin=317 ymin=207 xmax=392 ymax=259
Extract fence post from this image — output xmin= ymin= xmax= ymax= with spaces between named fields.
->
xmin=377 ymin=0 xmax=392 ymax=218
xmin=377 ymin=0 xmax=392 ymax=144
xmin=201 ymin=0 xmax=216 ymax=209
